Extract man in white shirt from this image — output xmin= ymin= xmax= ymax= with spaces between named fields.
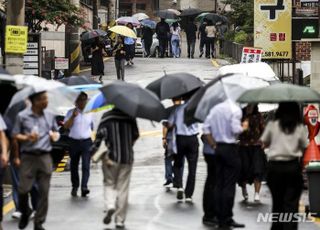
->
xmin=64 ymin=92 xmax=94 ymax=197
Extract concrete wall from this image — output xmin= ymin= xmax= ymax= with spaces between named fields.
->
xmin=41 ymin=32 xmax=65 ymax=57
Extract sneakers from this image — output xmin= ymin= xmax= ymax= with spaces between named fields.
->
xmin=185 ymin=197 xmax=193 ymax=204
xmin=103 ymin=208 xmax=115 ymax=225
xmin=163 ymin=180 xmax=172 ymax=187
xmin=115 ymin=222 xmax=125 ymax=229
xmin=254 ymin=192 xmax=260 ymax=202
xmin=12 ymin=211 xmax=22 ymax=219
xmin=176 ymin=188 xmax=184 ymax=201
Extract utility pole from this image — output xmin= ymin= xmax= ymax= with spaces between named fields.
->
xmin=93 ymin=0 xmax=99 ymax=29
xmin=5 ymin=0 xmax=25 ymax=74
xmin=66 ymin=0 xmax=80 ymax=76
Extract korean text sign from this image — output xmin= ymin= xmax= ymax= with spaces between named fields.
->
xmin=5 ymin=25 xmax=28 ymax=54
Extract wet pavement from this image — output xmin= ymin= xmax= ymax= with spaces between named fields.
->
xmin=3 ymin=58 xmax=320 ymax=229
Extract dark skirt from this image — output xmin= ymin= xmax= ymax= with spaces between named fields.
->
xmin=238 ymin=145 xmax=267 ymax=184
xmin=91 ymin=49 xmax=104 ymax=76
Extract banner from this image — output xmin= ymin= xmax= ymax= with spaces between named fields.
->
xmin=241 ymin=47 xmax=264 ymax=63
xmin=254 ymin=0 xmax=292 ymax=59
xmin=5 ymin=25 xmax=28 ymax=54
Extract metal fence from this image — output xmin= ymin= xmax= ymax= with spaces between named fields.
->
xmin=221 ymin=40 xmax=244 ymax=63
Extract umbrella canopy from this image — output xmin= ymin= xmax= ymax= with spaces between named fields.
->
xmin=238 ymin=84 xmax=320 ymax=104
xmin=80 ymin=29 xmax=107 ymax=41
xmin=197 ymin=13 xmax=228 ymax=24
xmin=167 ymin=9 xmax=181 ymax=16
xmin=146 ymin=72 xmax=203 ymax=100
xmin=84 ymin=92 xmax=114 ymax=113
xmin=194 ymin=74 xmax=269 ymax=121
xmin=141 ymin=19 xmax=157 ymax=29
xmin=99 ymin=81 xmax=166 ymax=122
xmin=109 ymin=25 xmax=137 ymax=38
xmin=180 ymin=7 xmax=202 ymax=17
xmin=165 ymin=18 xmax=181 ymax=25
xmin=156 ymin=9 xmax=179 ymax=19
xmin=116 ymin=17 xmax=140 ymax=27
xmin=132 ymin=13 xmax=149 ymax=21
xmin=58 ymin=75 xmax=99 ymax=86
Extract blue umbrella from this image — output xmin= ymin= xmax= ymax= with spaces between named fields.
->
xmin=84 ymin=92 xmax=114 ymax=113
xmin=141 ymin=19 xmax=157 ymax=29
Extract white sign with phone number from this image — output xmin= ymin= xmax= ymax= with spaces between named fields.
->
xmin=55 ymin=58 xmax=69 ymax=70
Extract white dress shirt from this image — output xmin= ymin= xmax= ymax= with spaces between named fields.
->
xmin=64 ymin=108 xmax=93 ymax=140
xmin=202 ymin=99 xmax=243 ymax=144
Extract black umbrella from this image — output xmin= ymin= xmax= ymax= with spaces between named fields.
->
xmin=156 ymin=10 xmax=179 ymax=19
xmin=146 ymin=72 xmax=203 ymax=100
xmin=59 ymin=75 xmax=99 ymax=86
xmin=180 ymin=8 xmax=202 ymax=17
xmin=184 ymin=73 xmax=233 ymax=125
xmin=204 ymin=13 xmax=228 ymax=24
xmin=80 ymin=29 xmax=107 ymax=41
xmin=99 ymin=81 xmax=166 ymax=122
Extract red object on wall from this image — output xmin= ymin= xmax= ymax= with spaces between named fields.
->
xmin=303 ymin=105 xmax=320 ymax=167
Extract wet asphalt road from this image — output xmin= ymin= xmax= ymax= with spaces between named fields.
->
xmin=3 ymin=58 xmax=320 ymax=230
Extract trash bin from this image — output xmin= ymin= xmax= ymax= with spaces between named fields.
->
xmin=306 ymin=161 xmax=320 ymax=217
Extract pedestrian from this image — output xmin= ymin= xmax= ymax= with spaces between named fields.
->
xmin=64 ymin=92 xmax=94 ymax=198
xmin=201 ymin=132 xmax=217 ymax=226
xmin=162 ymin=98 xmax=183 ymax=187
xmin=185 ymin=19 xmax=197 ymax=58
xmin=205 ymin=20 xmax=217 ymax=58
xmin=260 ymin=102 xmax=308 ymax=230
xmin=142 ymin=26 xmax=153 ymax=57
xmin=203 ymin=99 xmax=248 ymax=228
xmin=156 ymin=18 xmax=170 ymax=58
xmin=238 ymin=104 xmax=266 ymax=202
xmin=170 ymin=22 xmax=182 ymax=58
xmin=113 ymin=36 xmax=126 ymax=81
xmin=198 ymin=18 xmax=208 ymax=58
xmin=124 ymin=23 xmax=136 ymax=66
xmin=91 ymin=108 xmax=139 ymax=229
xmin=0 ymin=115 xmax=8 ymax=230
xmin=12 ymin=91 xmax=60 ymax=230
xmin=168 ymin=98 xmax=199 ymax=203
xmin=91 ymin=37 xmax=105 ymax=83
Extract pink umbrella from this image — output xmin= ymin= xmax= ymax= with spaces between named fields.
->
xmin=116 ymin=17 xmax=140 ymax=27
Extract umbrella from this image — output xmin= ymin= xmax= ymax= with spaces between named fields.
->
xmin=180 ymin=7 xmax=202 ymax=17
xmin=99 ymin=81 xmax=166 ymax=122
xmin=8 ymin=75 xmax=79 ymax=115
xmin=141 ymin=19 xmax=157 ymax=29
xmin=116 ymin=17 xmax=140 ymax=27
xmin=58 ymin=75 xmax=99 ymax=86
xmin=197 ymin=13 xmax=228 ymax=24
xmin=109 ymin=25 xmax=137 ymax=39
xmin=238 ymin=84 xmax=320 ymax=104
xmin=167 ymin=9 xmax=181 ymax=16
xmin=165 ymin=18 xmax=181 ymax=25
xmin=80 ymin=29 xmax=107 ymax=41
xmin=156 ymin=10 xmax=179 ymax=19
xmin=83 ymin=92 xmax=114 ymax=113
xmin=194 ymin=74 xmax=269 ymax=122
xmin=146 ymin=72 xmax=203 ymax=100
xmin=132 ymin=13 xmax=149 ymax=21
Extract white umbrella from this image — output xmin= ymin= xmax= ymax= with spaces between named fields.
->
xmin=194 ymin=74 xmax=269 ymax=121
xmin=132 ymin=13 xmax=149 ymax=21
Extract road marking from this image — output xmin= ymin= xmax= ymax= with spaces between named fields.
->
xmin=140 ymin=130 xmax=162 ymax=137
xmin=79 ymin=57 xmax=110 ymax=73
xmin=3 ymin=200 xmax=15 ymax=215
xmin=211 ymin=59 xmax=220 ymax=68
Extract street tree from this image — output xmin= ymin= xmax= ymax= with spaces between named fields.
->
xmin=25 ymin=0 xmax=86 ymax=32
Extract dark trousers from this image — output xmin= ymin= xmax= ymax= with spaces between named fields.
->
xmin=115 ymin=59 xmax=125 ymax=81
xmin=214 ymin=143 xmax=241 ymax=224
xmin=203 ymin=154 xmax=217 ymax=219
xmin=159 ymin=38 xmax=168 ymax=58
xmin=174 ymin=135 xmax=199 ymax=198
xmin=70 ymin=138 xmax=92 ymax=190
xmin=199 ymin=38 xmax=206 ymax=54
xmin=10 ymin=163 xmax=39 ymax=212
xmin=144 ymin=39 xmax=152 ymax=56
xmin=187 ymin=40 xmax=196 ymax=57
xmin=206 ymin=37 xmax=215 ymax=58
xmin=124 ymin=44 xmax=135 ymax=61
xmin=267 ymin=160 xmax=303 ymax=230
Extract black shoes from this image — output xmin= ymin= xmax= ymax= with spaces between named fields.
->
xmin=202 ymin=216 xmax=218 ymax=227
xmin=103 ymin=208 xmax=115 ymax=225
xmin=176 ymin=188 xmax=184 ymax=201
xmin=71 ymin=188 xmax=77 ymax=197
xmin=19 ymin=209 xmax=32 ymax=229
xmin=220 ymin=219 xmax=245 ymax=228
xmin=34 ymin=223 xmax=45 ymax=230
xmin=199 ymin=52 xmax=203 ymax=58
xmin=163 ymin=180 xmax=172 ymax=186
xmin=81 ymin=189 xmax=90 ymax=197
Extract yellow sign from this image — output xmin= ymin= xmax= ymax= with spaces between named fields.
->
xmin=5 ymin=25 xmax=28 ymax=54
xmin=254 ymin=0 xmax=292 ymax=59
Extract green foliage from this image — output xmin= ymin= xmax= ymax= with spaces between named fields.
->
xmin=234 ymin=30 xmax=248 ymax=44
xmin=25 ymin=0 xmax=86 ymax=32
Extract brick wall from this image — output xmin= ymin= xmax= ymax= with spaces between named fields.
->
xmin=296 ymin=41 xmax=311 ymax=61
